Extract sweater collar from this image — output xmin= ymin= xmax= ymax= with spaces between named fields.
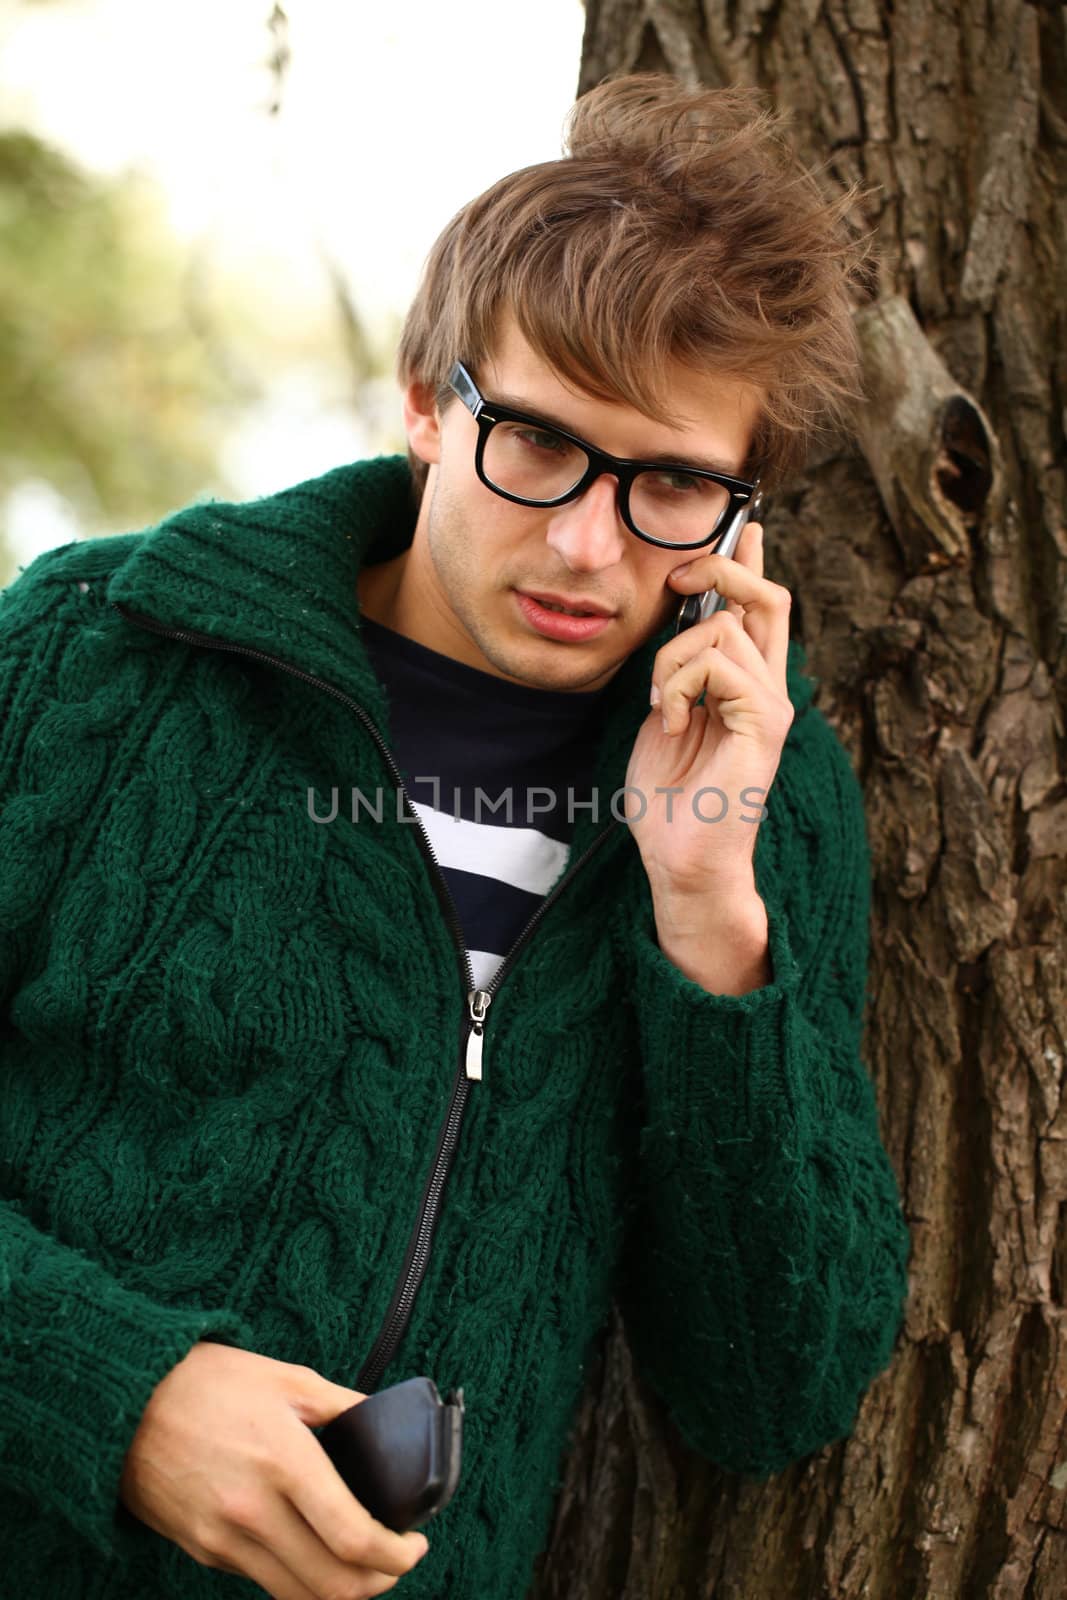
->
xmin=104 ymin=455 xmax=684 ymax=856
xmin=106 ymin=455 xmax=416 ymax=733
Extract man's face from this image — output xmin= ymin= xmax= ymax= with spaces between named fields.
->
xmin=397 ymin=312 xmax=763 ymax=694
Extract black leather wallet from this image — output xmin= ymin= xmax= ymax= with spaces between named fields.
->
xmin=316 ymin=1376 xmax=465 ymax=1532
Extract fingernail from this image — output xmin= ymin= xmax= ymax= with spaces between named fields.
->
xmin=649 ymin=684 xmax=661 ymax=708
xmin=669 ymin=561 xmax=692 ymax=579
xmin=662 ymin=715 xmax=670 ymax=735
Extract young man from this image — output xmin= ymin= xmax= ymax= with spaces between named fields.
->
xmin=0 ymin=74 xmax=910 ymax=1600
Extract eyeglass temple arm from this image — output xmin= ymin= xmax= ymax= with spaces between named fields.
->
xmin=448 ymin=362 xmax=483 ymax=419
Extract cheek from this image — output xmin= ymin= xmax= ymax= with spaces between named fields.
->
xmin=649 ymin=588 xmax=679 ymax=636
xmin=427 ymin=487 xmax=513 ymax=597
xmin=637 ymin=552 xmax=679 ymax=621
xmin=425 ymin=482 xmax=472 ymax=589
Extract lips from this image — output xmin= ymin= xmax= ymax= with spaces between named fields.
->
xmin=520 ymin=590 xmax=615 ymax=618
xmin=514 ymin=592 xmax=615 ymax=643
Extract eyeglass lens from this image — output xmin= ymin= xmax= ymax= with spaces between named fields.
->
xmin=482 ymin=421 xmax=731 ymax=544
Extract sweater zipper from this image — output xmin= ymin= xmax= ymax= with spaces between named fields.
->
xmin=111 ymin=603 xmax=621 ymax=1393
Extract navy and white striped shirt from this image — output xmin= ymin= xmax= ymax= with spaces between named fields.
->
xmin=360 ymin=615 xmax=610 ymax=988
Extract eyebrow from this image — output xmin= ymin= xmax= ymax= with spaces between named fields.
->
xmin=484 ymin=389 xmax=746 ymax=477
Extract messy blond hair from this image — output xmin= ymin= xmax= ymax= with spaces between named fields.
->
xmin=397 ymin=72 xmax=874 ymax=501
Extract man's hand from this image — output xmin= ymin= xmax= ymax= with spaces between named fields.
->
xmin=621 ymin=518 xmax=793 ymax=992
xmin=624 ymin=517 xmax=794 ymax=903
xmin=118 ymin=1342 xmax=430 ymax=1600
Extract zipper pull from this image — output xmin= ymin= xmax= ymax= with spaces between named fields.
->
xmin=465 ymin=989 xmax=492 ymax=1081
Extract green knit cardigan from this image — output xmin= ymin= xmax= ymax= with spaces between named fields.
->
xmin=0 ymin=456 xmax=910 ymax=1599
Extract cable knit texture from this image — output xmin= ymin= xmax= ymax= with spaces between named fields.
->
xmin=0 ymin=456 xmax=911 ymax=1599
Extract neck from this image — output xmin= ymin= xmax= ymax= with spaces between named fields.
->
xmin=356 ymin=549 xmax=484 ymax=671
xmin=356 ymin=552 xmax=406 ymax=630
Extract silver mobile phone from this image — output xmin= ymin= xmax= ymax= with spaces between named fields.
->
xmin=675 ymin=484 xmax=764 ymax=634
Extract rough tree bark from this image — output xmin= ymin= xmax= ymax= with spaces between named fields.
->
xmin=527 ymin=2 xmax=1067 ymax=1596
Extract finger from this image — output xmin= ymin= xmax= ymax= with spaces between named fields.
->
xmin=695 ymin=520 xmax=760 ymax=622
xmin=280 ymin=1429 xmax=428 ymax=1577
xmin=202 ymin=1530 xmax=321 ymax=1600
xmin=668 ymin=543 xmax=782 ymax=669
xmin=653 ymin=610 xmax=778 ymax=705
xmin=660 ymin=644 xmax=781 ymax=740
xmin=235 ymin=1491 xmax=409 ymax=1598
xmin=219 ymin=1529 xmax=398 ymax=1600
xmin=667 ymin=535 xmax=790 ymax=685
xmin=725 ymin=518 xmax=764 ymax=618
xmin=749 ymin=519 xmax=765 ymax=581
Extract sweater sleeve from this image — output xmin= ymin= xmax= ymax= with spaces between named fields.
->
xmin=0 ymin=547 xmax=256 ymax=1565
xmin=612 ymin=698 xmax=911 ymax=1479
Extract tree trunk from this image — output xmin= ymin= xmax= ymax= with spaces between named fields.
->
xmin=527 ymin=2 xmax=1067 ymax=1596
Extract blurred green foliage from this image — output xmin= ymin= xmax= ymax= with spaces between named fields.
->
xmin=0 ymin=129 xmax=247 ymax=562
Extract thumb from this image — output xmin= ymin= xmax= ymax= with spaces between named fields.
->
xmin=287 ymin=1367 xmax=368 ymax=1428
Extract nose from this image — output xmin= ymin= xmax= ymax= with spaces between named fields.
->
xmin=544 ymin=473 xmax=628 ymax=573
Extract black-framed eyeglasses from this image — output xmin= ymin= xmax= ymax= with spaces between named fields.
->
xmin=447 ymin=360 xmax=759 ymax=551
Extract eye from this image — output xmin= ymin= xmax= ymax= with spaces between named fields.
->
xmin=644 ymin=469 xmax=706 ymax=495
xmin=505 ymin=424 xmax=569 ymax=455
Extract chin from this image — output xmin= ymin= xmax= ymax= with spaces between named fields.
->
xmin=519 ymin=649 xmax=620 ymax=694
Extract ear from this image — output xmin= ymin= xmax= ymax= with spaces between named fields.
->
xmin=402 ymin=378 xmax=443 ymax=466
